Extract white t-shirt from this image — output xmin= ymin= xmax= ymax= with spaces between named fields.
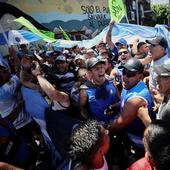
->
xmin=149 ymin=54 xmax=169 ymax=89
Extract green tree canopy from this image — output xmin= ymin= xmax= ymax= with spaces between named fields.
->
xmin=152 ymin=4 xmax=170 ymax=19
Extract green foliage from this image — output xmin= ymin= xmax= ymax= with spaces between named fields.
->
xmin=151 ymin=4 xmax=170 ymax=19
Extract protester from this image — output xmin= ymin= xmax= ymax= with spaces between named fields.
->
xmin=67 ymin=119 xmax=110 ymax=170
xmin=127 ymin=120 xmax=170 ymax=170
xmin=21 ymin=57 xmax=71 ymax=168
xmin=70 ymin=68 xmax=90 ymax=110
xmin=31 ymin=60 xmax=70 ymax=111
xmin=95 ymin=41 xmax=107 ymax=54
xmin=97 ymin=55 xmax=113 ymax=77
xmin=106 ymin=20 xmax=128 ymax=62
xmin=110 ymin=48 xmax=132 ymax=91
xmin=99 ymin=49 xmax=110 ymax=59
xmin=153 ymin=60 xmax=170 ymax=121
xmin=85 ymin=49 xmax=96 ymax=59
xmin=136 ymin=42 xmax=150 ymax=59
xmin=41 ymin=51 xmax=56 ymax=74
xmin=74 ymin=54 xmax=86 ymax=71
xmin=146 ymin=36 xmax=168 ymax=91
xmin=79 ymin=57 xmax=119 ymax=122
xmin=17 ymin=44 xmax=32 ymax=59
xmin=108 ymin=58 xmax=153 ymax=159
xmin=0 ymin=63 xmax=31 ymax=130
xmin=53 ymin=55 xmax=76 ymax=94
xmin=72 ymin=45 xmax=82 ymax=56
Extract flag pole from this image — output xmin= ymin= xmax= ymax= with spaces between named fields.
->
xmin=125 ymin=14 xmax=129 ymax=24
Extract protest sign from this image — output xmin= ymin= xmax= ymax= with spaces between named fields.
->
xmin=108 ymin=0 xmax=126 ymax=23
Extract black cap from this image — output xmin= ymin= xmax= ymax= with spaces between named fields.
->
xmin=86 ymin=57 xmax=105 ymax=70
xmin=119 ymin=58 xmax=144 ymax=73
xmin=146 ymin=36 xmax=167 ymax=49
xmin=153 ymin=60 xmax=170 ymax=77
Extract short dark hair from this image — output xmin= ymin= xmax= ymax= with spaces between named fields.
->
xmin=144 ymin=120 xmax=170 ymax=170
xmin=20 ymin=44 xmax=27 ymax=49
xmin=72 ymin=45 xmax=78 ymax=50
xmin=137 ymin=42 xmax=146 ymax=51
xmin=67 ymin=119 xmax=101 ymax=165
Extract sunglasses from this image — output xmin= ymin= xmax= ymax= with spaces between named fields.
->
xmin=122 ymin=69 xmax=138 ymax=78
xmin=118 ymin=51 xmax=128 ymax=55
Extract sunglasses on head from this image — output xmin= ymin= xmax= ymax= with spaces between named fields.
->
xmin=122 ymin=69 xmax=138 ymax=78
xmin=118 ymin=51 xmax=128 ymax=55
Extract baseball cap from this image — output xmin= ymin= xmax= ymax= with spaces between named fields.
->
xmin=146 ymin=36 xmax=168 ymax=49
xmin=46 ymin=51 xmax=61 ymax=57
xmin=153 ymin=59 xmax=170 ymax=77
xmin=86 ymin=49 xmax=94 ymax=54
xmin=62 ymin=50 xmax=69 ymax=54
xmin=45 ymin=51 xmax=53 ymax=57
xmin=98 ymin=41 xmax=105 ymax=46
xmin=115 ymin=38 xmax=128 ymax=46
xmin=86 ymin=57 xmax=105 ymax=70
xmin=74 ymin=54 xmax=85 ymax=62
xmin=55 ymin=55 xmax=66 ymax=62
xmin=119 ymin=58 xmax=144 ymax=73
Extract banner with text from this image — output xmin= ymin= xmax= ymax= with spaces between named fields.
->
xmin=108 ymin=0 xmax=126 ymax=23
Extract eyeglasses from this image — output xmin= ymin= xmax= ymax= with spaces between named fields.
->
xmin=118 ymin=51 xmax=128 ymax=55
xmin=122 ymin=69 xmax=138 ymax=78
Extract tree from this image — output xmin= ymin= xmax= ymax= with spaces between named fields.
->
xmin=151 ymin=4 xmax=170 ymax=24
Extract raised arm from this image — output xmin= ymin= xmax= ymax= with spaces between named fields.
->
xmin=34 ymin=51 xmax=44 ymax=64
xmin=32 ymin=61 xmax=70 ymax=107
xmin=105 ymin=20 xmax=115 ymax=50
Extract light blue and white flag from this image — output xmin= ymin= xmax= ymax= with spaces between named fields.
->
xmin=8 ymin=30 xmax=43 ymax=45
xmin=2 ymin=23 xmax=170 ymax=55
xmin=52 ymin=23 xmax=170 ymax=55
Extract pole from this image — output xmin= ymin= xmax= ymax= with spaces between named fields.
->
xmin=125 ymin=14 xmax=129 ymax=24
xmin=136 ymin=0 xmax=139 ymax=25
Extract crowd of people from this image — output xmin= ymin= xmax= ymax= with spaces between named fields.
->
xmin=0 ymin=20 xmax=170 ymax=170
